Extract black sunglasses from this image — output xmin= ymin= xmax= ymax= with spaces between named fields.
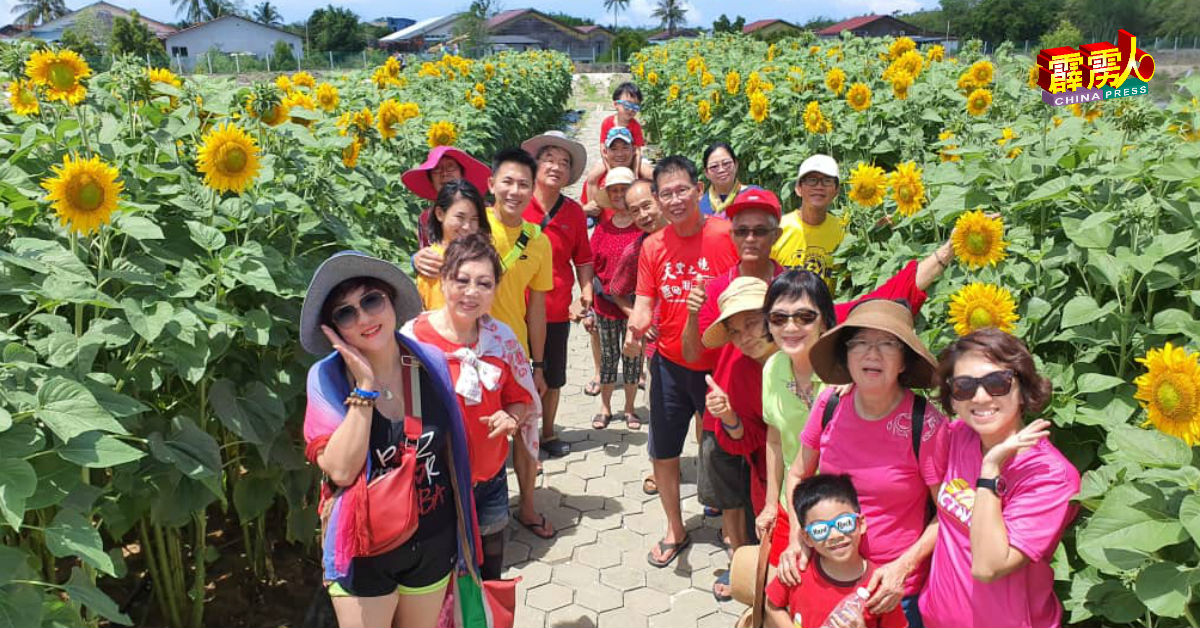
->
xmin=768 ymin=309 xmax=820 ymax=327
xmin=331 ymin=291 xmax=389 ymax=328
xmin=732 ymin=226 xmax=777 ymax=239
xmin=950 ymin=370 xmax=1015 ymax=401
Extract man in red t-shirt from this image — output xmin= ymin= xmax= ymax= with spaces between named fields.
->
xmin=519 ymin=131 xmax=594 ymax=462
xmin=625 ymin=155 xmax=739 ymax=568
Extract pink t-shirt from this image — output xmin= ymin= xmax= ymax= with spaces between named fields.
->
xmin=918 ymin=421 xmax=1080 ymax=628
xmin=800 ymin=387 xmax=946 ymax=596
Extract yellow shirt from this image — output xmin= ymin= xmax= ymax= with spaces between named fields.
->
xmin=487 ymin=212 xmax=554 ymax=350
xmin=771 ymin=209 xmax=844 ymax=289
xmin=417 ymin=244 xmax=445 ymax=310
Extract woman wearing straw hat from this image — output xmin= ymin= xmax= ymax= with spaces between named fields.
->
xmin=776 ymin=299 xmax=948 ymax=628
xmin=402 ymin=146 xmax=491 ymax=249
xmin=299 ymin=251 xmax=479 ymax=628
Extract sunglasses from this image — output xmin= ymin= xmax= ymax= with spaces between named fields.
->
xmin=768 ymin=309 xmax=820 ymax=327
xmin=804 ymin=512 xmax=860 ymax=542
xmin=616 ymin=99 xmax=641 ymax=112
xmin=732 ymin=226 xmax=776 ymax=239
xmin=331 ymin=291 xmax=389 ymax=329
xmin=950 ymin=369 xmax=1015 ymax=401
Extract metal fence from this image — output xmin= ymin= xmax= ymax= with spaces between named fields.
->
xmin=169 ymin=48 xmax=394 ymax=75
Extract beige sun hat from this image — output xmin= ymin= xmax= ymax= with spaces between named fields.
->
xmin=604 ymin=166 xmax=635 ymax=187
xmin=521 ymin=130 xmax=587 ymax=185
xmin=701 ymin=276 xmax=769 ymax=348
xmin=808 ymin=298 xmax=937 ymax=387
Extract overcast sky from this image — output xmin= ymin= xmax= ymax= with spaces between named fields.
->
xmin=2 ymin=0 xmax=943 ymax=29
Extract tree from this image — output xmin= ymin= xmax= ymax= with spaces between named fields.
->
xmin=111 ymin=10 xmax=168 ymax=63
xmin=252 ymin=1 xmax=282 ymax=26
xmin=1039 ymin=18 xmax=1084 ymax=49
xmin=172 ymin=0 xmax=204 ymax=22
xmin=306 ymin=5 xmax=363 ymax=52
xmin=712 ymin=14 xmax=745 ymax=34
xmin=11 ymin=0 xmax=67 ymax=26
xmin=546 ymin=11 xmax=593 ymax=27
xmin=270 ymin=38 xmax=296 ymax=70
xmin=58 ymin=12 xmax=106 ymax=59
xmin=603 ymin=0 xmax=630 ymax=32
xmin=454 ymin=0 xmax=501 ymax=58
xmin=603 ymin=27 xmax=648 ymax=61
xmin=171 ymin=0 xmax=237 ymax=23
xmin=652 ymin=0 xmax=686 ymax=35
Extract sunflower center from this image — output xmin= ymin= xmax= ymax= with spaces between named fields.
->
xmin=48 ymin=62 xmax=76 ymax=90
xmin=17 ymin=88 xmax=36 ymax=106
xmin=898 ymin=185 xmax=914 ymax=202
xmin=1156 ymin=380 xmax=1183 ymax=417
xmin=966 ymin=232 xmax=988 ymax=254
xmin=222 ymin=146 xmax=247 ymax=173
xmin=969 ymin=306 xmax=994 ymax=329
xmin=74 ymin=178 xmax=104 ymax=211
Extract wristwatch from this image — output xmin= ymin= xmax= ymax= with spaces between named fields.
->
xmin=976 ymin=476 xmax=1007 ymax=496
xmin=531 ymin=361 xmax=546 ymax=370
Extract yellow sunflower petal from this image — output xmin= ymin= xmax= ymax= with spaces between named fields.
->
xmin=26 ymin=49 xmax=91 ymax=105
xmin=196 ymin=122 xmax=261 ymax=194
xmin=948 ymin=282 xmax=1019 ymax=336
xmin=1134 ymin=343 xmax=1200 ymax=446
xmin=40 ymin=153 xmax=123 ymax=234
xmin=848 ymin=163 xmax=887 ymax=207
xmin=951 ymin=210 xmax=1008 ymax=269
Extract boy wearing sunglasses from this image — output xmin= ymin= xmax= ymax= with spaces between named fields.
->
xmin=599 ymin=82 xmax=646 ymax=148
xmin=766 ymin=474 xmax=908 ymax=628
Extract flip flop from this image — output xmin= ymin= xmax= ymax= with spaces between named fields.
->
xmin=642 ymin=476 xmax=658 ymax=495
xmin=704 ymin=506 xmax=722 ymax=518
xmin=539 ymin=437 xmax=569 ymax=458
xmin=712 ymin=571 xmax=732 ymax=602
xmin=592 ymin=413 xmax=612 ymax=429
xmin=584 ymin=379 xmax=601 ymax=396
xmin=517 ymin=513 xmax=556 ymax=539
xmin=625 ymin=412 xmax=643 ymax=430
xmin=647 ymin=535 xmax=691 ymax=568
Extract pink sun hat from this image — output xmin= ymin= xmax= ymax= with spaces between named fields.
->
xmin=401 ymin=146 xmax=492 ymax=201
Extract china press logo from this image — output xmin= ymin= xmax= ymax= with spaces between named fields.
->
xmin=1036 ymin=29 xmax=1156 ymax=106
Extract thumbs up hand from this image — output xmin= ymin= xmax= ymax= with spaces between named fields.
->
xmin=705 ymin=374 xmax=733 ymax=422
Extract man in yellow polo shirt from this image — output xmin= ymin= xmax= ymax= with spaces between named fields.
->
xmin=771 ymin=154 xmax=844 ymax=289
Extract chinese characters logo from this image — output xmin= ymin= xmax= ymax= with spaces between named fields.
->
xmin=1036 ymin=29 xmax=1155 ymax=106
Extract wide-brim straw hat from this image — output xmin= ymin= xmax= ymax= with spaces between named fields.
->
xmin=300 ymin=251 xmax=422 ymax=355
xmin=401 ymin=146 xmax=491 ymax=201
xmin=729 ymin=543 xmax=760 ymax=606
xmin=702 ymin=276 xmax=769 ymax=348
xmin=521 ymin=130 xmax=587 ymax=185
xmin=809 ymin=299 xmax=937 ymax=387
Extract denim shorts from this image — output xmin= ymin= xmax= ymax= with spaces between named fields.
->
xmin=647 ymin=353 xmax=708 ymax=459
xmin=474 ymin=467 xmax=510 ymax=536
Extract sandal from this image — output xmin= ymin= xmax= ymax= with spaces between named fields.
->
xmin=592 ymin=413 xmax=612 ymax=429
xmin=704 ymin=506 xmax=722 ymax=518
xmin=712 ymin=571 xmax=732 ymax=602
xmin=642 ymin=476 xmax=658 ymax=495
xmin=539 ymin=437 xmax=569 ymax=458
xmin=625 ymin=412 xmax=643 ymax=430
xmin=584 ymin=379 xmax=601 ymax=396
xmin=647 ymin=535 xmax=691 ymax=568
xmin=517 ymin=513 xmax=556 ymax=539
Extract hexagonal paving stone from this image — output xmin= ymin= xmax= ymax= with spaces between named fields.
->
xmin=546 ymin=604 xmax=595 ymax=628
xmin=650 ymin=609 xmax=706 ymax=628
xmin=575 ymin=583 xmax=623 ymax=613
xmin=579 ymin=506 xmax=625 ymax=532
xmin=547 ymin=472 xmax=587 ymax=497
xmin=563 ymin=493 xmax=606 ymax=513
xmin=515 ymin=608 xmax=547 ymax=628
xmin=505 ymin=538 xmax=532 ymax=565
xmin=525 ymin=583 xmax=574 ymax=612
xmin=587 ymin=428 xmax=624 ymax=444
xmin=525 ymin=525 xmax=597 ymax=563
xmin=622 ymin=511 xmax=667 ymax=536
xmin=511 ymin=560 xmax=554 ymax=589
xmin=623 ymin=588 xmax=671 ymax=616
xmin=584 ymin=476 xmax=624 ymax=498
xmin=552 ymin=563 xmax=599 ymax=588
xmin=565 ymin=459 xmax=606 ymax=480
xmin=598 ymin=607 xmax=649 ymax=628
xmin=644 ymin=563 xmax=695 ymax=595
xmin=599 ymin=564 xmax=646 ymax=591
xmin=600 ymin=527 xmax=646 ymax=553
xmin=575 ymin=542 xmax=622 ymax=569
xmin=698 ymin=609 xmax=745 ymax=628
xmin=611 ymin=495 xmax=647 ymax=515
xmin=670 ymin=588 xmax=720 ymax=621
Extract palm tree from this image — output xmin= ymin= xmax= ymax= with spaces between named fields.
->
xmin=172 ymin=0 xmax=235 ymax=22
xmin=252 ymin=1 xmax=281 ymax=26
xmin=11 ymin=0 xmax=67 ymax=26
xmin=171 ymin=0 xmax=203 ymax=22
xmin=652 ymin=0 xmax=686 ymax=36
xmin=603 ymin=0 xmax=629 ymax=32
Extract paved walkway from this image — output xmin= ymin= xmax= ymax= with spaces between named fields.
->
xmin=501 ymin=74 xmax=744 ymax=628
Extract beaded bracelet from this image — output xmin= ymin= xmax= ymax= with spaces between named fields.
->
xmin=344 ymin=387 xmax=380 ymax=407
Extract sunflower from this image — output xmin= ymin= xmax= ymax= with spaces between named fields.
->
xmin=470 ymin=94 xmax=486 ymax=110
xmin=896 ymin=50 xmax=924 ymax=77
xmin=290 ymin=71 xmax=314 ymax=89
xmin=40 ymin=153 xmax=124 ymax=234
xmin=888 ymin=36 xmax=916 ymax=60
xmin=848 ymin=163 xmax=887 ymax=207
xmin=745 ymin=71 xmax=763 ymax=96
xmin=1007 ymin=147 xmax=1022 ymax=159
xmin=966 ymin=88 xmax=992 ymax=116
xmin=371 ymin=66 xmax=399 ymax=89
xmin=399 ymin=102 xmax=420 ymax=121
xmin=700 ymin=71 xmax=714 ymax=88
xmin=668 ymin=84 xmax=680 ymax=101
xmin=196 ymin=122 xmax=261 ymax=194
xmin=377 ymin=99 xmax=403 ymax=140
xmin=25 ymin=49 xmax=91 ymax=105
xmin=315 ymin=83 xmax=338 ymax=111
xmin=647 ymin=71 xmax=659 ymax=85
xmin=383 ymin=56 xmax=402 ymax=78
xmin=804 ymin=101 xmax=830 ymax=134
xmin=1134 ymin=343 xmax=1200 ymax=446
xmin=274 ymin=74 xmax=292 ymax=91
xmin=1028 ymin=65 xmax=1039 ymax=88
xmin=825 ymin=67 xmax=846 ymax=95
xmin=351 ymin=107 xmax=374 ymax=133
xmin=147 ymin=67 xmax=181 ymax=88
xmin=889 ymin=162 xmax=925 ymax=216
xmin=484 ymin=62 xmax=496 ymax=80
xmin=948 ymin=283 xmax=1019 ymax=336
xmin=427 ymin=121 xmax=457 ymax=148
xmin=282 ymin=91 xmax=316 ymax=126
xmin=969 ymin=60 xmax=994 ymax=85
xmin=951 ymin=211 xmax=1007 ymax=268
xmin=938 ymin=130 xmax=960 ymax=163
xmin=342 ymin=136 xmax=361 ymax=168
xmin=698 ymin=99 xmax=712 ymax=124
xmin=957 ymin=73 xmax=977 ymax=93
xmin=767 ymin=43 xmax=777 ymax=62
xmin=687 ymin=56 xmax=703 ymax=75
xmin=748 ymin=91 xmax=769 ymax=124
xmin=725 ymin=70 xmax=740 ymax=95
xmin=891 ymin=71 xmax=913 ymax=100
xmin=7 ymin=80 xmax=40 ymax=116
xmin=997 ymin=127 xmax=1015 ymax=146
xmin=845 ymin=83 xmax=871 ymax=112
xmin=927 ymin=45 xmax=945 ymax=62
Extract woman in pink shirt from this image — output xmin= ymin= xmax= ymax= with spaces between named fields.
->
xmin=777 ymin=299 xmax=945 ymax=628
xmin=919 ymin=328 xmax=1080 ymax=628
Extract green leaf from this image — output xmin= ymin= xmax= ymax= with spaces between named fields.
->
xmin=0 ymin=408 xmax=10 ymax=433
xmin=1180 ymin=494 xmax=1200 ymax=546
xmin=58 ymin=432 xmax=145 ymax=468
xmin=113 ymin=214 xmax=164 ymax=240
xmin=1134 ymin=561 xmax=1192 ymax=618
xmin=1061 ymin=295 xmax=1114 ymax=328
xmin=1023 ymin=177 xmax=1072 ymax=204
xmin=121 ymin=299 xmax=174 ymax=343
xmin=243 ymin=309 xmax=271 ymax=345
xmin=45 ymin=510 xmax=115 ymax=576
xmin=186 ymin=221 xmax=225 ymax=251
xmin=209 ymin=379 xmax=285 ymax=455
xmin=0 ymin=423 xmax=45 ymax=458
xmin=233 ymin=471 xmax=278 ymax=521
xmin=0 ymin=546 xmax=32 ymax=585
xmin=35 ymin=377 xmax=127 ymax=442
xmin=1092 ymin=579 xmax=1146 ymax=624
xmin=148 ymin=416 xmax=221 ymax=479
xmin=1062 ymin=213 xmax=1115 ymax=249
xmin=62 ymin=567 xmax=131 ymax=625
xmin=0 ymin=582 xmax=44 ymax=628
xmin=1076 ymin=373 xmax=1125 ymax=394
xmin=0 ymin=459 xmax=36 ymax=529
xmin=1077 ymin=482 xmax=1187 ymax=574
xmin=225 ymin=257 xmax=278 ymax=294
xmin=1107 ymin=424 xmax=1193 ymax=469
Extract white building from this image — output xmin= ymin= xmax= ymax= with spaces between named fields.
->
xmin=165 ymin=15 xmax=301 ymax=71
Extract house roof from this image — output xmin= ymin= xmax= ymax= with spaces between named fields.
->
xmin=743 ymin=19 xmax=799 ymax=34
xmin=487 ymin=8 xmax=610 ymax=39
xmin=166 ymin=14 xmax=300 ymax=41
xmin=576 ymin=25 xmax=608 ymax=34
xmin=649 ymin=28 xmax=700 ymax=41
xmin=29 ymin=1 xmax=175 ymax=37
xmin=816 ymin=14 xmax=924 ymax=36
xmin=379 ymin=14 xmax=461 ymax=42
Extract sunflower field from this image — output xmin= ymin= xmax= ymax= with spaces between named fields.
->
xmin=0 ymin=41 xmax=570 ymax=627
xmin=636 ymin=34 xmax=1200 ymax=626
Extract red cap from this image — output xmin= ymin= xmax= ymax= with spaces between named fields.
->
xmin=725 ymin=187 xmax=781 ymax=221
xmin=401 ymin=146 xmax=491 ymax=201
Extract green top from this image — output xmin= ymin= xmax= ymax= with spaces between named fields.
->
xmin=761 ymin=351 xmax=822 ymax=502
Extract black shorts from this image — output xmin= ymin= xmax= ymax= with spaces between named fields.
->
xmin=697 ymin=430 xmax=752 ymax=510
xmin=543 ymin=321 xmax=571 ymax=389
xmin=328 ymin=526 xmax=456 ymax=598
xmin=648 ymin=353 xmax=708 ymax=460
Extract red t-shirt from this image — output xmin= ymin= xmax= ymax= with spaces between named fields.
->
xmin=835 ymin=260 xmax=927 ymax=323
xmin=766 ymin=560 xmax=907 ymax=628
xmin=599 ymin=115 xmax=645 ymax=147
xmin=635 ymin=218 xmax=738 ymax=371
xmin=705 ymin=345 xmax=768 ymax=512
xmin=590 ymin=216 xmax=642 ymax=320
xmin=523 ymin=194 xmax=593 ymax=322
xmin=410 ymin=314 xmax=533 ymax=483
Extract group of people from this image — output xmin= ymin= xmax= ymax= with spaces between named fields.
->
xmin=299 ymin=79 xmax=1082 ymax=628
